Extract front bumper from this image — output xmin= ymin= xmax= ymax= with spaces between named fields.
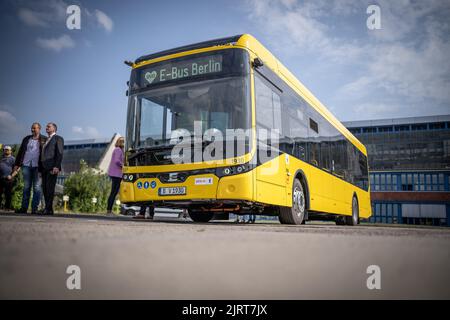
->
xmin=119 ymin=170 xmax=254 ymax=206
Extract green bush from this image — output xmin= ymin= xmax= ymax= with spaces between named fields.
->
xmin=11 ymin=170 xmax=24 ymax=210
xmin=7 ymin=144 xmax=23 ymax=210
xmin=63 ymin=160 xmax=112 ymax=213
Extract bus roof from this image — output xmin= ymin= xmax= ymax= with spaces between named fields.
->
xmin=133 ymin=34 xmax=367 ymax=155
xmin=134 ymin=35 xmax=243 ymax=64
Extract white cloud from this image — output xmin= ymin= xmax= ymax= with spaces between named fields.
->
xmin=245 ymin=0 xmax=367 ymax=62
xmin=17 ymin=1 xmax=113 ymax=41
xmin=0 ymin=109 xmax=24 ymax=144
xmin=17 ymin=0 xmax=68 ymax=28
xmin=18 ymin=8 xmax=49 ymax=27
xmin=72 ymin=126 xmax=84 ymax=134
xmin=244 ymin=0 xmax=450 ymax=120
xmin=352 ymin=103 xmax=405 ymax=119
xmin=72 ymin=126 xmax=101 ymax=139
xmin=95 ymin=9 xmax=113 ymax=32
xmin=36 ymin=34 xmax=75 ymax=52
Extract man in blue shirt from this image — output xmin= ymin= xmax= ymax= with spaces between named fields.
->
xmin=0 ymin=146 xmax=16 ymax=211
xmin=14 ymin=123 xmax=47 ymax=214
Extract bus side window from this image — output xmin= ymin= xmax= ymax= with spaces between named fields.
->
xmin=282 ymin=91 xmax=308 ymax=160
xmin=255 ymin=74 xmax=282 ymax=133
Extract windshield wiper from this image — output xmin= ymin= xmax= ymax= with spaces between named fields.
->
xmin=128 ymin=135 xmax=249 ymax=161
xmin=128 ymin=144 xmax=173 ymax=160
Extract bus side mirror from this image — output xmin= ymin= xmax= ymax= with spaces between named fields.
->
xmin=252 ymin=58 xmax=264 ymax=68
xmin=125 ymin=90 xmax=129 ymax=96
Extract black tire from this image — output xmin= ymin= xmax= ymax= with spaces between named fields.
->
xmin=345 ymin=196 xmax=359 ymax=226
xmin=279 ymin=178 xmax=306 ymax=225
xmin=335 ymin=216 xmax=345 ymax=225
xmin=126 ymin=209 xmax=135 ymax=216
xmin=188 ymin=210 xmax=214 ymax=223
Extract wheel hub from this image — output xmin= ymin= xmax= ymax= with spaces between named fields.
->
xmin=293 ymin=187 xmax=305 ymax=217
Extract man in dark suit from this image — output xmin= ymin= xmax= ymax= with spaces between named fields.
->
xmin=40 ymin=123 xmax=64 ymax=215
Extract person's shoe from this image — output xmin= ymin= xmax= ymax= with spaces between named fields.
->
xmin=106 ymin=211 xmax=115 ymax=217
xmin=31 ymin=209 xmax=38 ymax=215
xmin=133 ymin=214 xmax=145 ymax=219
xmin=15 ymin=208 xmax=27 ymax=214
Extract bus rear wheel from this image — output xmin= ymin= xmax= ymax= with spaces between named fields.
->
xmin=188 ymin=210 xmax=214 ymax=223
xmin=279 ymin=178 xmax=306 ymax=225
xmin=345 ymin=196 xmax=359 ymax=226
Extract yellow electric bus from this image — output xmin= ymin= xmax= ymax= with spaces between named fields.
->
xmin=120 ymin=34 xmax=371 ymax=225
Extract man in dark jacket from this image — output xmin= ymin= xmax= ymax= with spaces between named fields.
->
xmin=14 ymin=123 xmax=47 ymax=214
xmin=0 ymin=146 xmax=16 ymax=211
xmin=40 ymin=123 xmax=64 ymax=215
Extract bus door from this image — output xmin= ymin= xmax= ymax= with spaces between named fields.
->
xmin=254 ymin=73 xmax=287 ymax=206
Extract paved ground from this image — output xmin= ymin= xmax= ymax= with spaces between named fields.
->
xmin=0 ymin=212 xmax=449 ymax=299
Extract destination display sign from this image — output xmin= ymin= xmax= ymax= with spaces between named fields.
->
xmin=140 ymin=54 xmax=223 ymax=86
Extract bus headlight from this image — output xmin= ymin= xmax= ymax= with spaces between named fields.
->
xmin=123 ymin=174 xmax=135 ymax=182
xmin=215 ymin=164 xmax=253 ymax=178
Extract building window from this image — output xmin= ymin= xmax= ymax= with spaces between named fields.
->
xmin=401 ymin=173 xmax=413 ymax=191
xmin=380 ymin=174 xmax=385 ymax=191
xmin=362 ymin=127 xmax=376 ymax=133
xmin=429 ymin=122 xmax=445 ymax=130
xmin=393 ymin=174 xmax=398 ymax=191
xmin=411 ymin=123 xmax=427 ymax=131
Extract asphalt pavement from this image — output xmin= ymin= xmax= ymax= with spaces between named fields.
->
xmin=0 ymin=212 xmax=449 ymax=299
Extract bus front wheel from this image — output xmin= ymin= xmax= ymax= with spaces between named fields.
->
xmin=188 ymin=210 xmax=214 ymax=223
xmin=279 ymin=178 xmax=306 ymax=225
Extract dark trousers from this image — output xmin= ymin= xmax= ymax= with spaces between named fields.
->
xmin=42 ymin=170 xmax=57 ymax=212
xmin=0 ymin=178 xmax=13 ymax=210
xmin=107 ymin=176 xmax=122 ymax=211
xmin=140 ymin=205 xmax=154 ymax=217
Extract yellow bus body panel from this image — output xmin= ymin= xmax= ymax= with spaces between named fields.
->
xmin=216 ymin=170 xmax=254 ymax=202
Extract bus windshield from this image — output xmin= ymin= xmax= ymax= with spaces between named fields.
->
xmin=126 ymin=49 xmax=251 ymax=154
xmin=127 ymin=76 xmax=251 ymax=150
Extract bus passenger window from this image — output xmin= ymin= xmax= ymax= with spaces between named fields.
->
xmin=310 ymin=118 xmax=319 ymax=133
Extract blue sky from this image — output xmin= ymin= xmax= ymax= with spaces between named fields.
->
xmin=1 ymin=0 xmax=449 ymax=143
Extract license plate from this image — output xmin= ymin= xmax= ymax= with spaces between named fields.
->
xmin=158 ymin=186 xmax=186 ymax=196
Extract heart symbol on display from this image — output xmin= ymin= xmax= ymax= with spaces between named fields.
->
xmin=145 ymin=71 xmax=157 ymax=84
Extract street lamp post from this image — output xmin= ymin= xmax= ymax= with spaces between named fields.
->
xmin=63 ymin=195 xmax=69 ymax=213
xmin=115 ymin=199 xmax=121 ymax=214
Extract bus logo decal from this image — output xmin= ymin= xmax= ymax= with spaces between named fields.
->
xmin=145 ymin=71 xmax=157 ymax=84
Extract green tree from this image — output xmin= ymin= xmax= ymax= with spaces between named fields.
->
xmin=63 ymin=160 xmax=112 ymax=213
